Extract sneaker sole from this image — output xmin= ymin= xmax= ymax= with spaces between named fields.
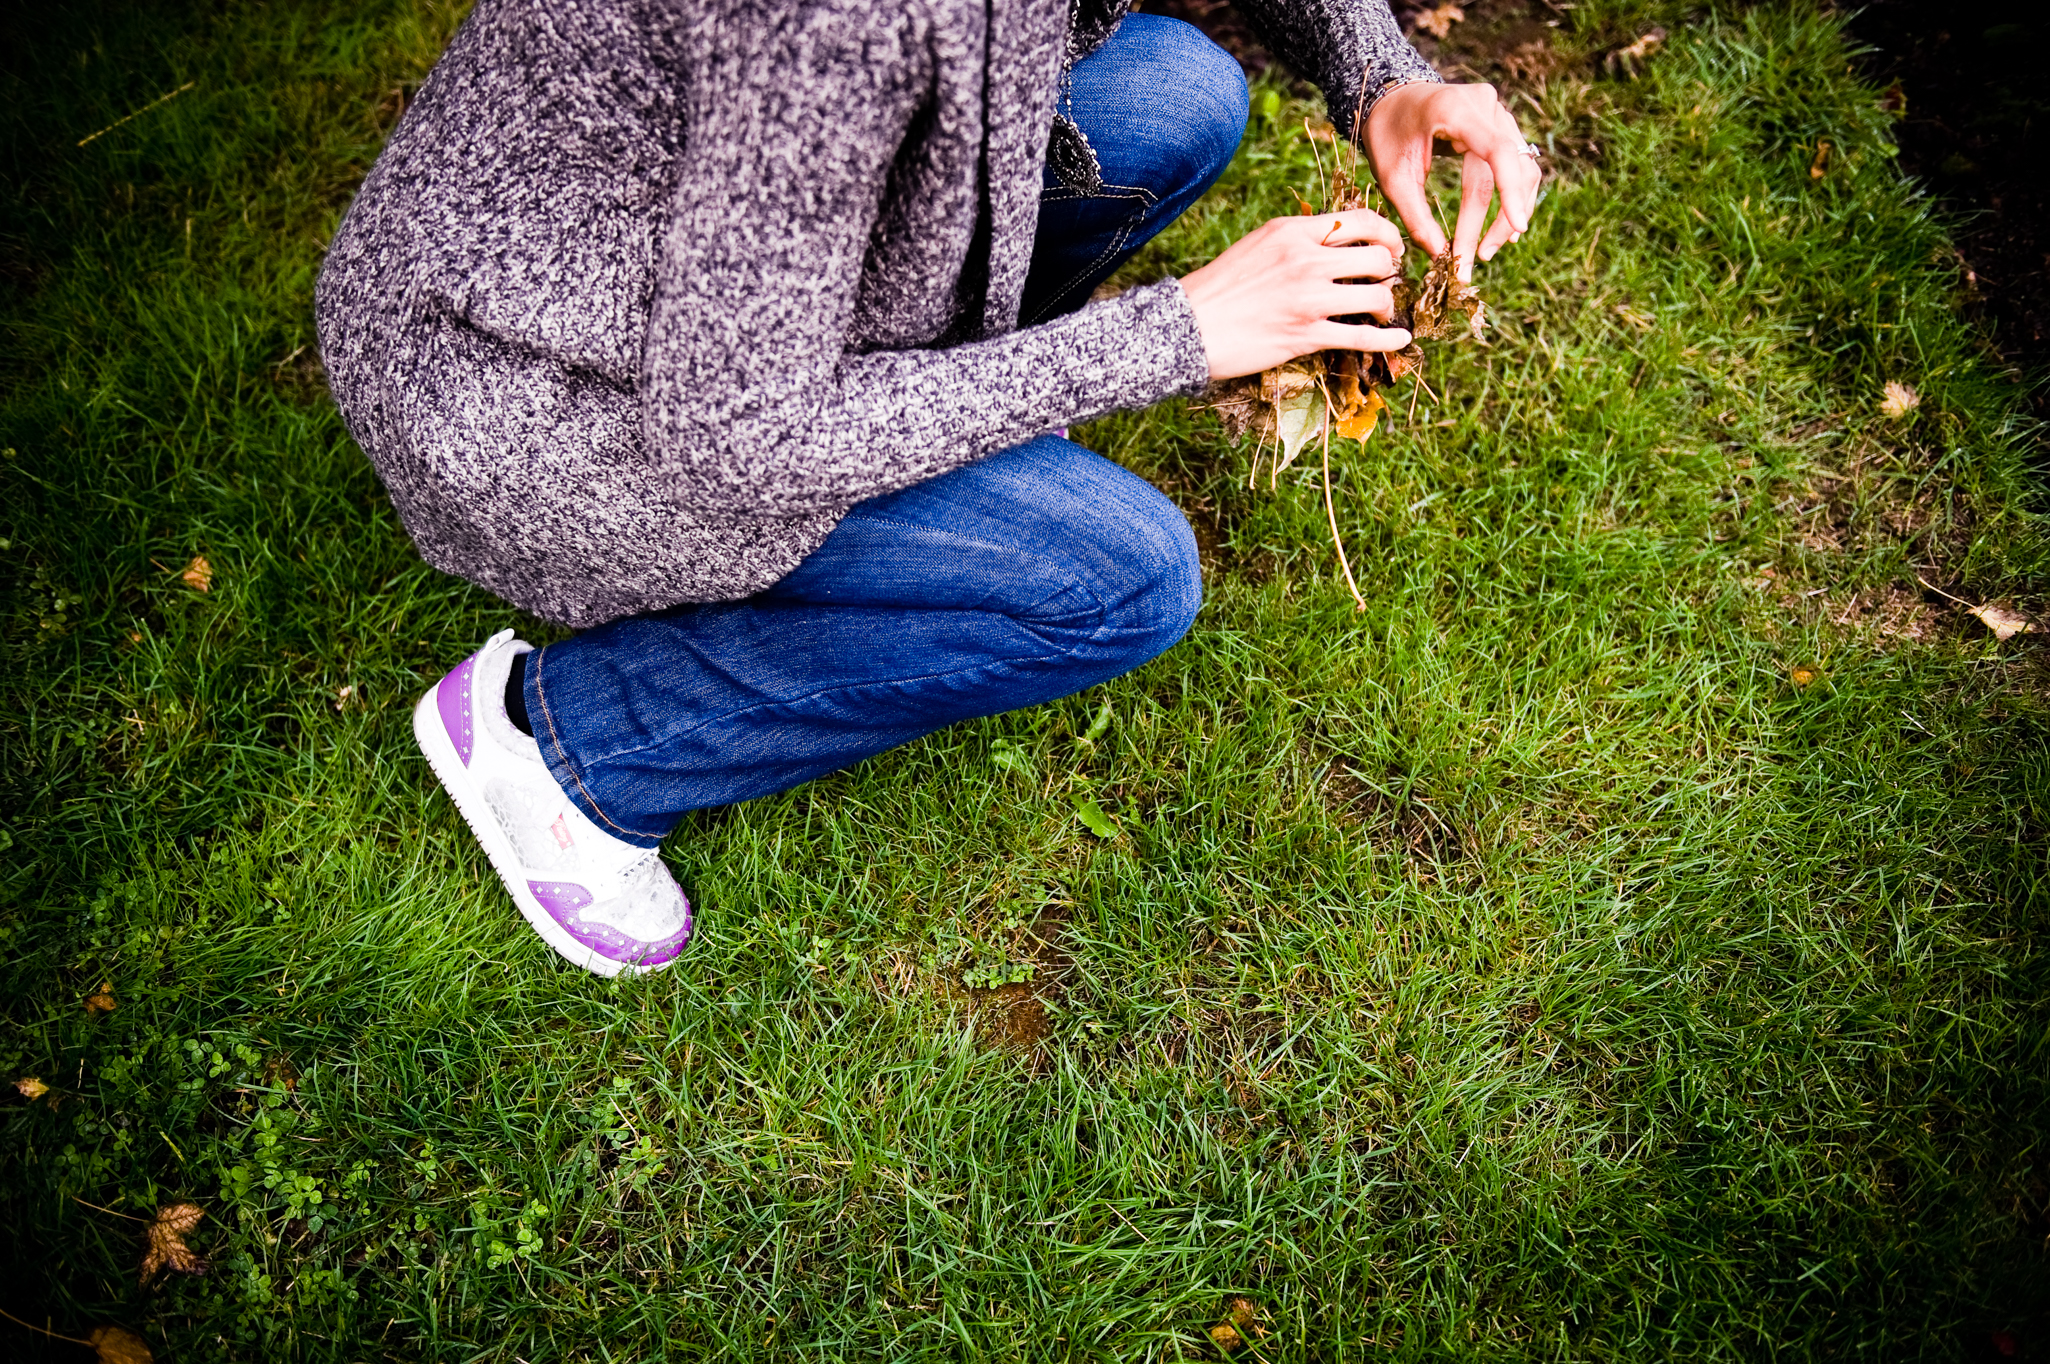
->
xmin=412 ymin=686 xmax=657 ymax=979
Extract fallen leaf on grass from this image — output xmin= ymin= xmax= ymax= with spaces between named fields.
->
xmin=1074 ymin=797 xmax=1117 ymax=839
xmin=0 ymin=1310 xmax=153 ymax=1363
xmin=1916 ymin=574 xmax=2035 ymax=640
xmin=14 ymin=1076 xmax=49 ymax=1100
xmin=139 ymin=1202 xmax=210 ymax=1286
xmin=264 ymin=1055 xmax=299 ymax=1092
xmin=1605 ymin=27 xmax=1666 ymax=78
xmin=1879 ymin=381 xmax=1919 ymax=419
xmin=1412 ymin=3 xmax=1464 ymax=39
xmin=179 ymin=556 xmax=212 ymax=592
xmin=1501 ymin=38 xmax=1562 ymax=84
xmin=85 ymin=982 xmax=116 ymax=1014
xmin=1209 ymin=1298 xmax=1265 ymax=1353
xmin=89 ymin=1326 xmax=154 ymax=1364
xmin=1970 ymin=603 xmax=2034 ymax=640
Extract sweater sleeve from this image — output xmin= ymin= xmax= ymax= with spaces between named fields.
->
xmin=1231 ymin=0 xmax=1440 ymax=138
xmin=640 ymin=1 xmax=1210 ymax=521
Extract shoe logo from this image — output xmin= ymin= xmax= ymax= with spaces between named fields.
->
xmin=550 ymin=815 xmax=574 ymax=851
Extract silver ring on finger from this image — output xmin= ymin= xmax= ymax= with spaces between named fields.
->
xmin=1522 ymin=142 xmax=1544 ymax=159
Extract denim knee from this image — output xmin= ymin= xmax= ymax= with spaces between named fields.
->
xmin=1094 ymin=480 xmax=1203 ymax=669
xmin=1090 ymin=15 xmax=1249 ymax=205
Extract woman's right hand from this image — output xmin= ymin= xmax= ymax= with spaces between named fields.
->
xmin=1179 ymin=208 xmax=1413 ymax=382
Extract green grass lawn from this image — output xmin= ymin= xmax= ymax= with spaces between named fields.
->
xmin=3 ymin=0 xmax=2047 ymax=1358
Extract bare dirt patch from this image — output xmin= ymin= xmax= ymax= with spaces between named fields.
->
xmin=961 ymin=905 xmax=1073 ymax=1056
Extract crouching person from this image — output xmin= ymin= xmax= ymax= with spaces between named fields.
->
xmin=316 ymin=0 xmax=1536 ymax=974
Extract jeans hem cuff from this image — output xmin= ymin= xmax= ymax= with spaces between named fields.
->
xmin=527 ymin=647 xmax=668 ymax=850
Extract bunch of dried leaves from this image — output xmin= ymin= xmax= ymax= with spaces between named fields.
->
xmin=1207 ymin=123 xmax=1487 ymax=608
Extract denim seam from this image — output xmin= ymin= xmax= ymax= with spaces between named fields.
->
xmin=530 ymin=644 xmax=650 ymax=842
xmin=1037 ymin=184 xmax=1151 ymax=206
xmin=1024 ymin=182 xmax=1157 ymax=325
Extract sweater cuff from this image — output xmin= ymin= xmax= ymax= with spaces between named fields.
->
xmin=1117 ymin=277 xmax=1213 ymax=402
xmin=1032 ymin=276 xmax=1213 ymax=429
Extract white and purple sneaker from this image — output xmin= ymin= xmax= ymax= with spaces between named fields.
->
xmin=411 ymin=629 xmax=692 ymax=977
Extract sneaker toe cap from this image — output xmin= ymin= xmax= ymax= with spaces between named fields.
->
xmin=528 ymin=874 xmax=693 ymax=967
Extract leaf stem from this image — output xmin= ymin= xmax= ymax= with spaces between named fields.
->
xmin=1317 ymin=376 xmax=1368 ymax=612
xmin=1915 ymin=574 xmax=1967 ymax=606
xmin=73 ymin=1194 xmax=147 ymax=1222
xmin=0 ymin=1305 xmax=91 ymax=1346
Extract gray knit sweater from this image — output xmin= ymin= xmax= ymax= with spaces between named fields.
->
xmin=315 ymin=0 xmax=1437 ymax=627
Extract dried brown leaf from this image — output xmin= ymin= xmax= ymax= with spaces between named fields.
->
xmin=1970 ymin=603 xmax=2033 ymax=640
xmin=89 ymin=1326 xmax=154 ymax=1364
xmin=85 ymin=982 xmax=116 ymax=1015
xmin=1413 ymin=3 xmax=1464 ymax=39
xmin=1371 ymin=341 xmax=1425 ymax=388
xmin=14 ymin=1076 xmax=49 ymax=1100
xmin=179 ymin=556 xmax=212 ymax=592
xmin=1404 ymin=248 xmax=1486 ymax=342
xmin=1605 ymin=27 xmax=1666 ymax=78
xmin=1879 ymin=380 xmax=1919 ymax=419
xmin=139 ymin=1202 xmax=210 ymax=1286
xmin=1501 ymin=39 xmax=1562 ymax=84
xmin=265 ymin=1055 xmax=299 ymax=1091
xmin=1207 ymin=379 xmax=1270 ymax=443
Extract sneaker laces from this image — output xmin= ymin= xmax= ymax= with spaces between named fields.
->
xmin=619 ymin=847 xmax=665 ymax=883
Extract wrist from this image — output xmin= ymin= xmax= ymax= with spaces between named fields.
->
xmin=1365 ymin=79 xmax=1439 ymax=140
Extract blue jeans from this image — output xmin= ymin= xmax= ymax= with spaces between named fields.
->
xmin=526 ymin=17 xmax=1248 ymax=846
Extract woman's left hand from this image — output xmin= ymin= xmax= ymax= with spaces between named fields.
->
xmin=1363 ymin=80 xmax=1542 ymax=283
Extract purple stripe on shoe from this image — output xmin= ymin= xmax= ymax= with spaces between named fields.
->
xmin=436 ymin=654 xmax=477 ymax=767
xmin=528 ymin=881 xmax=691 ymax=967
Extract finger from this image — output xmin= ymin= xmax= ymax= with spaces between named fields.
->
xmin=1450 ymin=152 xmax=1498 ymax=283
xmin=1478 ymin=193 xmax=1522 ymax=261
xmin=1477 ymin=165 xmax=1539 ymax=259
xmin=1308 ymin=282 xmax=1396 ymax=321
xmin=1311 ymin=320 xmax=1413 ymax=353
xmin=1308 ymin=210 xmax=1404 ymax=260
xmin=1477 ymin=158 xmax=1540 ymax=262
xmin=1376 ymin=163 xmax=1446 ymax=259
xmin=1477 ymin=154 xmax=1529 ymax=262
xmin=1313 ymin=244 xmax=1396 ymax=283
xmin=1484 ymin=105 xmax=1541 ymax=236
